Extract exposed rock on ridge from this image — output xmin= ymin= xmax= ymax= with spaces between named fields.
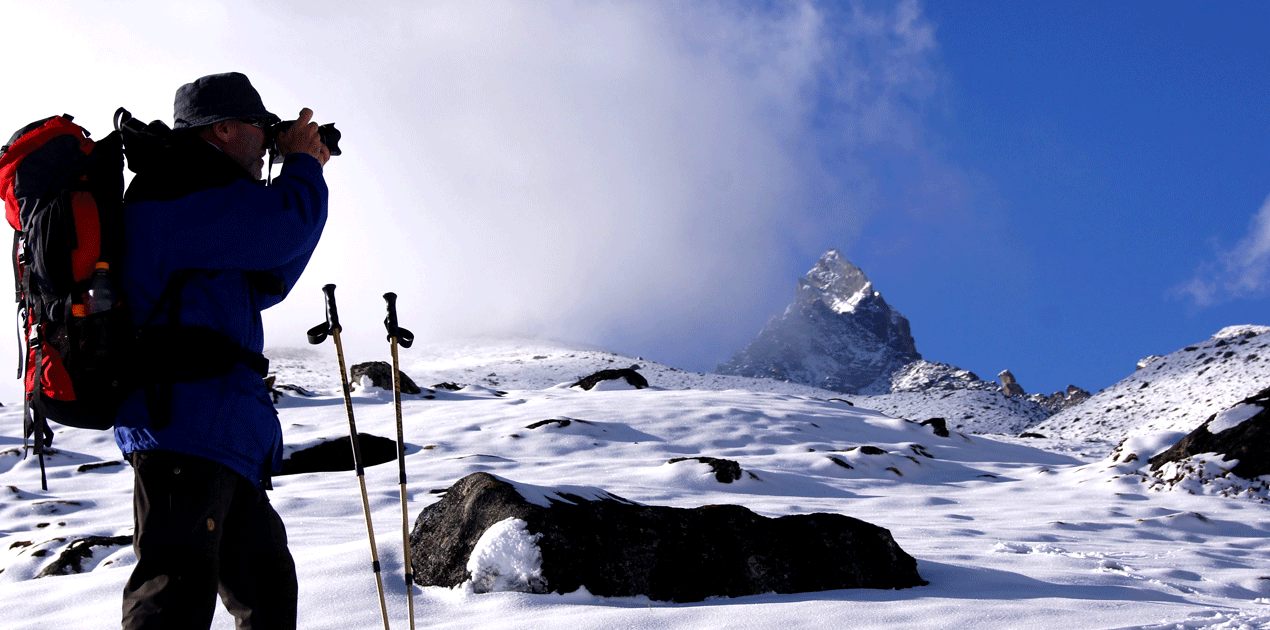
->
xmin=716 ymin=250 xmax=921 ymax=394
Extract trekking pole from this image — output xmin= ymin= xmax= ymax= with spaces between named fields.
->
xmin=307 ymin=284 xmax=390 ymax=630
xmin=383 ymin=292 xmax=416 ymax=630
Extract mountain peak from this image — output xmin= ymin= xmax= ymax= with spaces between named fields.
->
xmin=799 ymin=249 xmax=873 ymax=314
xmin=716 ymin=250 xmax=920 ymax=394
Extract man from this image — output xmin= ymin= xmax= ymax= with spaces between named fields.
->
xmin=114 ymin=72 xmax=330 ymax=629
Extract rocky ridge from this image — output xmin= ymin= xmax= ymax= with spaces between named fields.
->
xmin=1033 ymin=325 xmax=1270 ymax=442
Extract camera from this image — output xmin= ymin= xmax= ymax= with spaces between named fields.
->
xmin=267 ymin=119 xmax=342 ymax=161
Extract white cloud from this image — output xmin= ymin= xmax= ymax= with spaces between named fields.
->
xmin=0 ymin=0 xmax=949 ymax=395
xmin=1174 ymin=194 xmax=1270 ymax=307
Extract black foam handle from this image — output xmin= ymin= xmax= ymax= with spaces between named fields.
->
xmin=306 ymin=284 xmax=341 ymax=345
xmin=383 ymin=292 xmax=414 ymax=349
xmin=383 ymin=292 xmax=399 ymax=339
xmin=322 ymin=284 xmax=341 ymax=333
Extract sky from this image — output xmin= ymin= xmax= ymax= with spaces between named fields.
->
xmin=1 ymin=0 xmax=1267 ymax=403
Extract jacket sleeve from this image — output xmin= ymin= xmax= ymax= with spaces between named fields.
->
xmin=158 ymin=154 xmax=328 ymax=273
xmin=257 ymin=246 xmax=316 ymax=311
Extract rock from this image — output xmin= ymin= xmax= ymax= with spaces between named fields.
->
xmin=350 ymin=361 xmax=423 ymax=395
xmin=716 ymin=250 xmax=921 ymax=395
xmin=998 ymin=370 xmax=1026 ymax=397
xmin=890 ymin=360 xmax=993 ymax=392
xmin=1027 ymin=385 xmax=1092 ymax=414
xmin=279 ymin=433 xmax=398 ymax=475
xmin=572 ymin=368 xmax=649 ymax=391
xmin=1149 ymin=386 xmax=1270 ymax=479
xmin=36 ymin=535 xmax=132 ymax=577
xmin=666 ymin=457 xmax=742 ymax=483
xmin=410 ymin=473 xmax=927 ymax=602
xmin=919 ymin=418 xmax=949 ymax=438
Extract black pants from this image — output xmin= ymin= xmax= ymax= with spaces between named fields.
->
xmin=122 ymin=450 xmax=297 ymax=630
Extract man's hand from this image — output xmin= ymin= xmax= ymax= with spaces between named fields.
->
xmin=275 ymin=108 xmax=331 ymax=166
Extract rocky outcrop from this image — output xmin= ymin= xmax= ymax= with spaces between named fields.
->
xmin=350 ymin=361 xmax=423 ymax=395
xmin=1028 ymin=385 xmax=1091 ymax=414
xmin=889 ymin=360 xmax=995 ymax=392
xmin=717 ymin=250 xmax=921 ymax=394
xmin=409 ymin=472 xmax=926 ymax=602
xmin=998 ymin=370 xmax=1025 ymax=397
xmin=571 ymin=368 xmax=649 ymax=391
xmin=1149 ymin=386 xmax=1270 ymax=479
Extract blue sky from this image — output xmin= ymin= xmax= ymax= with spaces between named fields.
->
xmin=845 ymin=0 xmax=1270 ymax=394
xmin=1 ymin=1 xmax=1267 ymax=402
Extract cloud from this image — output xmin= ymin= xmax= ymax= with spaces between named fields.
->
xmin=257 ymin=0 xmax=947 ymax=371
xmin=1173 ymin=194 xmax=1270 ymax=307
xmin=0 ymin=0 xmax=949 ymax=397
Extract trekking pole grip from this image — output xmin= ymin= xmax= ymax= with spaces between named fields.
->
xmin=383 ymin=292 xmax=414 ymax=349
xmin=383 ymin=292 xmax=399 ymax=339
xmin=306 ymin=283 xmax=342 ymax=345
xmin=322 ymin=284 xmax=342 ymax=332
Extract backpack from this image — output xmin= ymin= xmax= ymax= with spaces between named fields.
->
xmin=2 ymin=112 xmax=131 ymax=484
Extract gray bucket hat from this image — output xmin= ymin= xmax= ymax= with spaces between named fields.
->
xmin=173 ymin=72 xmax=280 ymax=129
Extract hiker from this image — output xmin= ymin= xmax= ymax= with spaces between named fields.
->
xmin=114 ymin=72 xmax=330 ymax=629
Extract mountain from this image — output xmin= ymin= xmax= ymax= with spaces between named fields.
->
xmin=716 ymin=249 xmax=921 ymax=394
xmin=1033 ymin=325 xmax=1270 ymax=442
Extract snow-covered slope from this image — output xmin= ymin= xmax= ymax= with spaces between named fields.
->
xmin=290 ymin=340 xmax=1053 ymax=439
xmin=1034 ymin=325 xmax=1270 ymax=442
xmin=281 ymin=338 xmax=841 ymax=398
xmin=2 ymin=338 xmax=1269 ymax=630
xmin=854 ymin=389 xmax=1053 ymax=436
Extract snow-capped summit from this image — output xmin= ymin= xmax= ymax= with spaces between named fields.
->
xmin=716 ymin=250 xmax=920 ymax=394
xmin=798 ymin=249 xmax=874 ymax=315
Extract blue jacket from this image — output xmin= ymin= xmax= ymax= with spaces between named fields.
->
xmin=114 ymin=140 xmax=327 ymax=488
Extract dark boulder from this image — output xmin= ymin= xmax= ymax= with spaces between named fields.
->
xmin=279 ymin=433 xmax=398 ymax=475
xmin=571 ymin=368 xmax=649 ymax=391
xmin=1149 ymin=386 xmax=1270 ymax=479
xmin=919 ymin=418 xmax=949 ymax=438
xmin=350 ymin=361 xmax=423 ymax=395
xmin=409 ymin=472 xmax=926 ymax=602
xmin=667 ymin=457 xmax=742 ymax=483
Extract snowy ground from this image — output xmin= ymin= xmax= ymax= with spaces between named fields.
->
xmin=1 ymin=339 xmax=1268 ymax=629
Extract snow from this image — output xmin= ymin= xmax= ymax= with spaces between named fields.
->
xmin=1209 ymin=403 xmax=1263 ymax=434
xmin=1 ymin=338 xmax=1269 ymax=629
xmin=466 ymin=518 xmax=545 ymax=594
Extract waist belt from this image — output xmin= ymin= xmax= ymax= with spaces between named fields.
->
xmin=134 ymin=324 xmax=269 ymax=382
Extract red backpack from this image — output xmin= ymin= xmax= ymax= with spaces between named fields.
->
xmin=1 ymin=112 xmax=129 ymax=486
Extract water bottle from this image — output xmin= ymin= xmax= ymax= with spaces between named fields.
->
xmin=86 ymin=262 xmax=116 ymax=314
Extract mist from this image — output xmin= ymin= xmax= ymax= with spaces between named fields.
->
xmin=260 ymin=0 xmax=944 ymax=371
xmin=1 ymin=0 xmax=944 ymax=401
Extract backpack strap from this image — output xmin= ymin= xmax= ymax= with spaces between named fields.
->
xmin=141 ymin=269 xmax=271 ymax=431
